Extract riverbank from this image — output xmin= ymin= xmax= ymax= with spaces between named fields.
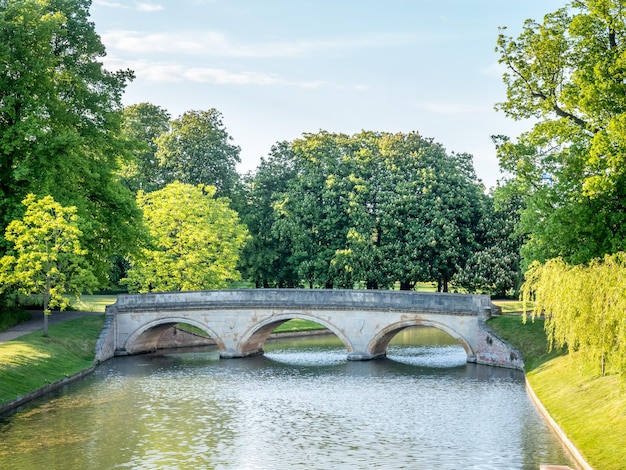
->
xmin=489 ymin=315 xmax=625 ymax=470
xmin=0 ymin=315 xmax=105 ymax=410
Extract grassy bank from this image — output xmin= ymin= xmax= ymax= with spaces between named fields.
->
xmin=488 ymin=315 xmax=625 ymax=470
xmin=0 ymin=315 xmax=105 ymax=405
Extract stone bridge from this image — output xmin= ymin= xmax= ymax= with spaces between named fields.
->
xmin=95 ymin=289 xmax=523 ymax=369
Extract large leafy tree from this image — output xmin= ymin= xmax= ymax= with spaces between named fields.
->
xmin=261 ymin=130 xmax=483 ymax=290
xmin=0 ymin=195 xmax=97 ymax=336
xmin=123 ymin=182 xmax=249 ymax=292
xmin=496 ymin=0 xmax=626 ymax=266
xmin=377 ymin=133 xmax=483 ymax=292
xmin=272 ymin=131 xmax=364 ymax=288
xmin=155 ymin=109 xmax=241 ymax=200
xmin=0 ymin=0 xmax=142 ymax=286
xmin=119 ymin=102 xmax=171 ymax=193
xmin=238 ymin=142 xmax=301 ymax=288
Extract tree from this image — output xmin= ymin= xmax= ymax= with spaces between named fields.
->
xmin=122 ymin=182 xmax=249 ymax=292
xmin=263 ymin=130 xmax=483 ymax=290
xmin=0 ymin=0 xmax=143 ymax=287
xmin=0 ymin=194 xmax=97 ymax=336
xmin=119 ymin=102 xmax=171 ymax=193
xmin=238 ymin=142 xmax=301 ymax=288
xmin=453 ymin=186 xmax=525 ymax=297
xmin=272 ymin=131 xmax=364 ymax=288
xmin=522 ymin=253 xmax=626 ymax=378
xmin=496 ymin=0 xmax=626 ymax=266
xmin=376 ymin=134 xmax=483 ymax=291
xmin=155 ymin=109 xmax=241 ymax=200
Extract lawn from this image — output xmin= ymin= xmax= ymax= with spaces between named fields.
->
xmin=0 ymin=315 xmax=105 ymax=405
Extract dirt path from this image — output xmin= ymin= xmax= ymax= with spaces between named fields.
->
xmin=0 ymin=310 xmax=103 ymax=342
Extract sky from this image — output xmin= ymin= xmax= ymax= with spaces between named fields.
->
xmin=90 ymin=0 xmax=566 ymax=189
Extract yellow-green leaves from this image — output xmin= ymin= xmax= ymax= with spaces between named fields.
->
xmin=0 ymin=194 xmax=97 ymax=335
xmin=522 ymin=253 xmax=626 ymax=378
xmin=122 ymin=182 xmax=249 ymax=292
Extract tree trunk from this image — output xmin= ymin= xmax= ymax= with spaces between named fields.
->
xmin=43 ymin=275 xmax=50 ymax=337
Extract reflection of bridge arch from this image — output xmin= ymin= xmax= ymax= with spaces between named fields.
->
xmin=237 ymin=313 xmax=354 ymax=358
xmin=97 ymin=289 xmax=523 ymax=370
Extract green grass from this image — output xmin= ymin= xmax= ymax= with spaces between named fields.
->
xmin=0 ymin=315 xmax=105 ymax=406
xmin=273 ymin=319 xmax=326 ymax=333
xmin=491 ymin=299 xmax=533 ymax=315
xmin=177 ymin=318 xmax=327 ymax=336
xmin=68 ymin=294 xmax=118 ymax=313
xmin=488 ymin=315 xmax=625 ymax=470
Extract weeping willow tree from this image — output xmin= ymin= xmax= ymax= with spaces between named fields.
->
xmin=522 ymin=253 xmax=626 ymax=378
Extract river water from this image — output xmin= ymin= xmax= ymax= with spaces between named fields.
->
xmin=0 ymin=327 xmax=574 ymax=469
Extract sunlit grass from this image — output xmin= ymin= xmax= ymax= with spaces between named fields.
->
xmin=0 ymin=316 xmax=105 ymax=405
xmin=528 ymin=357 xmax=625 ymax=470
xmin=492 ymin=299 xmax=533 ymax=315
xmin=68 ymin=294 xmax=118 ymax=312
xmin=273 ymin=319 xmax=326 ymax=333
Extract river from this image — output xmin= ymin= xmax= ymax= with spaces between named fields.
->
xmin=0 ymin=327 xmax=575 ymax=469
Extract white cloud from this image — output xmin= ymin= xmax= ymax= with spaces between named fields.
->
xmin=100 ymin=30 xmax=432 ymax=59
xmin=94 ymin=1 xmax=163 ymax=11
xmin=137 ymin=2 xmax=164 ymax=12
xmin=103 ymin=56 xmax=326 ymax=88
xmin=93 ymin=0 xmax=128 ymax=8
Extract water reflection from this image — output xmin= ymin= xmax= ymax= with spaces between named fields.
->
xmin=0 ymin=327 xmax=574 ymax=469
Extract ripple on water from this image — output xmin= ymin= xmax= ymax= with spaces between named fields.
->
xmin=0 ymin=335 xmax=574 ymax=469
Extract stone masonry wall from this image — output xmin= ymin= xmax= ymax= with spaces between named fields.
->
xmin=475 ymin=321 xmax=525 ymax=370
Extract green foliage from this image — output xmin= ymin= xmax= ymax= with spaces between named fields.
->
xmin=238 ymin=142 xmax=301 ymax=287
xmin=119 ymin=102 xmax=171 ymax=193
xmin=522 ymin=253 xmax=626 ymax=378
xmin=0 ymin=195 xmax=98 ymax=335
xmin=453 ymin=185 xmax=524 ymax=297
xmin=156 ymin=109 xmax=241 ymax=200
xmin=247 ymin=130 xmax=484 ymax=290
xmin=123 ymin=182 xmax=249 ymax=292
xmin=0 ymin=308 xmax=31 ymax=333
xmin=0 ymin=0 xmax=143 ymax=286
xmin=496 ymin=1 xmax=626 ymax=267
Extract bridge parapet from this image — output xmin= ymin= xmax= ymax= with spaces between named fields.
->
xmin=112 ymin=289 xmax=493 ymax=318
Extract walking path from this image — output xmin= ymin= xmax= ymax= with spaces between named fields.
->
xmin=0 ymin=311 xmax=103 ymax=342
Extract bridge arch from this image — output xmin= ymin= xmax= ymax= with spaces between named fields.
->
xmin=236 ymin=312 xmax=354 ymax=358
xmin=124 ymin=317 xmax=224 ymax=355
xmin=367 ymin=319 xmax=476 ymax=361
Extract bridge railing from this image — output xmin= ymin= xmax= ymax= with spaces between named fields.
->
xmin=110 ymin=289 xmax=493 ymax=318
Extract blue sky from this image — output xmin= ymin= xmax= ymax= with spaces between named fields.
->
xmin=91 ymin=0 xmax=565 ymax=189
